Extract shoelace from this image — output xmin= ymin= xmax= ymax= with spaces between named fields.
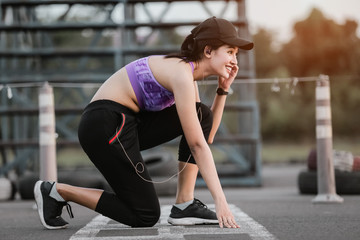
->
xmin=193 ymin=198 xmax=208 ymax=209
xmin=49 ymin=182 xmax=74 ymax=219
xmin=56 ymin=201 xmax=74 ymax=219
xmin=65 ymin=203 xmax=74 ymax=219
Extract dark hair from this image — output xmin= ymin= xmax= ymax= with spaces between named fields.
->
xmin=165 ymin=33 xmax=225 ymax=62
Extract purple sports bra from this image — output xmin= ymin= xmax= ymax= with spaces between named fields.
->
xmin=125 ymin=56 xmax=194 ymax=111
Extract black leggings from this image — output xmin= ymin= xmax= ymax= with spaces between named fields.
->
xmin=77 ymin=100 xmax=213 ymax=227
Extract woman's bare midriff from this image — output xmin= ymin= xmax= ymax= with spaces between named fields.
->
xmin=91 ymin=67 xmax=141 ymax=113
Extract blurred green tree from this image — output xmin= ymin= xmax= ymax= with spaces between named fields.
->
xmin=255 ymin=8 xmax=360 ymax=140
xmin=253 ymin=28 xmax=285 ymax=78
xmin=281 ymin=8 xmax=360 ymax=77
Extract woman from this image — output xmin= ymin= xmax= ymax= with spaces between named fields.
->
xmin=34 ymin=16 xmax=253 ymax=230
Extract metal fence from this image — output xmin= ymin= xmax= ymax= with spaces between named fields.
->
xmin=0 ymin=0 xmax=260 ymax=187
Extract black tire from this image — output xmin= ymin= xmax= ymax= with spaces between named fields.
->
xmin=298 ymin=170 xmax=360 ymax=194
xmin=298 ymin=170 xmax=317 ymax=194
xmin=143 ymin=152 xmax=177 ymax=177
xmin=18 ymin=170 xmax=111 ymax=200
xmin=18 ymin=172 xmax=39 ymax=200
xmin=10 ymin=180 xmax=17 ymax=200
xmin=143 ymin=152 xmax=178 ymax=196
xmin=335 ymin=170 xmax=360 ymax=194
xmin=151 ymin=176 xmax=178 ymax=196
xmin=17 ymin=151 xmax=178 ymax=200
xmin=58 ymin=169 xmax=110 ymax=190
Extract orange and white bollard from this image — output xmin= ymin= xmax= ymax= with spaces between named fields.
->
xmin=38 ymin=82 xmax=57 ymax=182
xmin=312 ymin=75 xmax=343 ymax=203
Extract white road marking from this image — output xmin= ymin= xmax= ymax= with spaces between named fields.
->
xmin=70 ymin=205 xmax=277 ymax=240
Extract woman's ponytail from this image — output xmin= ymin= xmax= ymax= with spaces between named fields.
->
xmin=165 ymin=33 xmax=223 ymax=62
xmin=180 ymin=33 xmax=196 ymax=57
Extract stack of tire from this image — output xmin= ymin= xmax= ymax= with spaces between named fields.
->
xmin=298 ymin=149 xmax=360 ymax=194
xmin=142 ymin=151 xmax=178 ymax=196
xmin=17 ymin=151 xmax=177 ymax=200
xmin=17 ymin=168 xmax=112 ymax=200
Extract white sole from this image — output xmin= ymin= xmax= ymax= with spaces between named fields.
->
xmin=168 ymin=217 xmax=219 ymax=226
xmin=34 ymin=180 xmax=68 ymax=230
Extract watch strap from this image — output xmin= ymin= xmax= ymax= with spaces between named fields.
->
xmin=216 ymin=88 xmax=229 ymax=95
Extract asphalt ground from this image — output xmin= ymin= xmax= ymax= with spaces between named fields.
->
xmin=1 ymin=163 xmax=360 ymax=240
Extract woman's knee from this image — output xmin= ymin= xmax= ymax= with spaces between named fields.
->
xmin=132 ymin=205 xmax=161 ymax=227
xmin=197 ymin=103 xmax=213 ymax=132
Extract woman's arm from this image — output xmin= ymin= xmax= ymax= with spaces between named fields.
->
xmin=208 ymin=65 xmax=238 ymax=143
xmin=208 ymin=92 xmax=227 ymax=144
xmin=170 ymin=71 xmax=239 ymax=228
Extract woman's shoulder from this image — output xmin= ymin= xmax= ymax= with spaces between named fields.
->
xmin=149 ymin=55 xmax=194 ymax=91
xmin=149 ymin=55 xmax=191 ymax=75
xmin=149 ymin=55 xmax=182 ymax=64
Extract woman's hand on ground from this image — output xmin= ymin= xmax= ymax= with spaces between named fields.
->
xmin=215 ymin=202 xmax=240 ymax=228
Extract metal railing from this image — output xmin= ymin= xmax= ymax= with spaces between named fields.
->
xmin=0 ymin=0 xmax=259 ymax=187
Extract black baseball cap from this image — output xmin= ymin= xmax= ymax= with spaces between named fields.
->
xmin=191 ymin=16 xmax=254 ymax=50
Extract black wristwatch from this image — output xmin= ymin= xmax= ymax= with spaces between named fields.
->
xmin=216 ymin=88 xmax=229 ymax=95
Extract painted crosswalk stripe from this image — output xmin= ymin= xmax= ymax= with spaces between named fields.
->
xmin=69 ymin=204 xmax=277 ymax=240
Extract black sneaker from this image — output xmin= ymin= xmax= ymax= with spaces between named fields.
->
xmin=167 ymin=198 xmax=218 ymax=225
xmin=34 ymin=180 xmax=74 ymax=229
